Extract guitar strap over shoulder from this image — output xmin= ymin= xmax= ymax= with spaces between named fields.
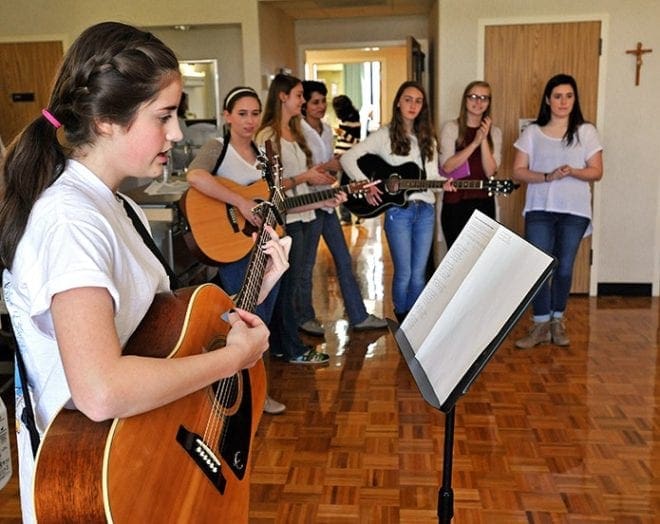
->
xmin=420 ymin=151 xmax=427 ymax=180
xmin=117 ymin=195 xmax=180 ymax=290
xmin=13 ymin=332 xmax=41 ymax=457
xmin=212 ymin=131 xmax=260 ymax=175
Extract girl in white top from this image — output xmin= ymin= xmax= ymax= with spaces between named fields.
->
xmin=0 ymin=23 xmax=289 ymax=522
xmin=512 ymin=73 xmax=603 ymax=349
xmin=297 ymin=80 xmax=387 ymax=334
xmin=341 ymin=81 xmax=454 ymax=322
xmin=187 ymin=85 xmax=292 ymax=415
xmin=255 ymin=73 xmax=344 ymax=365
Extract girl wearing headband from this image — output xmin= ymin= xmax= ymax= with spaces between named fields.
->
xmin=186 ymin=85 xmax=291 ymax=413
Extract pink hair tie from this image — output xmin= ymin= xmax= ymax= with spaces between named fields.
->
xmin=41 ymin=109 xmax=62 ymax=129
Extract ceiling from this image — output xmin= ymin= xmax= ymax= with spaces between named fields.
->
xmin=258 ymin=0 xmax=435 ymax=20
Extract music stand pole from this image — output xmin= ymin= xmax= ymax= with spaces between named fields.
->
xmin=438 ymin=405 xmax=456 ymax=523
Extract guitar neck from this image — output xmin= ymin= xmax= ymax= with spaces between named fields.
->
xmin=234 ymin=200 xmax=281 ymax=312
xmin=283 ymin=184 xmax=346 ymax=210
xmin=398 ymin=179 xmax=486 ymax=190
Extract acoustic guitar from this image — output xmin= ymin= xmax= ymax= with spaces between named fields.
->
xmin=33 ymin=143 xmax=285 ymax=523
xmin=182 ymin=172 xmax=369 ymax=264
xmin=341 ymin=154 xmax=519 ymax=218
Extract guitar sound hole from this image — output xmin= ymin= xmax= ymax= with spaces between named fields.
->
xmin=385 ymin=175 xmax=401 ymax=194
xmin=204 ymin=335 xmax=244 ymax=417
xmin=210 ymin=373 xmax=243 ymax=417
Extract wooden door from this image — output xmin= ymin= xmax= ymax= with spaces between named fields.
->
xmin=0 ymin=41 xmax=63 ymax=145
xmin=484 ymin=21 xmax=601 ymax=293
xmin=407 ymin=36 xmax=425 ymax=84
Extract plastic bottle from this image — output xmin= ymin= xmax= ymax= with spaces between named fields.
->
xmin=0 ymin=396 xmax=12 ymax=490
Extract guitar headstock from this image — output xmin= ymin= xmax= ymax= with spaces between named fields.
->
xmin=345 ymin=179 xmax=372 ymax=197
xmin=484 ymin=178 xmax=520 ymax=196
xmin=259 ymin=139 xmax=283 ymax=191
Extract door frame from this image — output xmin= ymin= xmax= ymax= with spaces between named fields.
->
xmin=477 ymin=14 xmax=609 ymax=297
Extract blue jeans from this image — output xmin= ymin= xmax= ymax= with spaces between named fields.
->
xmin=214 ymin=254 xmax=279 ymax=324
xmin=268 ymin=221 xmax=310 ymax=360
xmin=384 ymin=201 xmax=435 ymax=314
xmin=297 ymin=210 xmax=368 ymax=325
xmin=525 ymin=211 xmax=590 ymax=319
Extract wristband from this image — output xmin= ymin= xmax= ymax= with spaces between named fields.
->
xmin=544 ymin=173 xmax=549 ymax=182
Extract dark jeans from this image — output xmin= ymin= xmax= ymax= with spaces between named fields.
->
xmin=297 ymin=209 xmax=368 ymax=325
xmin=268 ymin=221 xmax=310 ymax=360
xmin=214 ymin=253 xmax=279 ymax=324
xmin=525 ymin=210 xmax=590 ymax=319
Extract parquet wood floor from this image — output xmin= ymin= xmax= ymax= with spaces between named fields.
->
xmin=0 ymin=217 xmax=658 ymax=523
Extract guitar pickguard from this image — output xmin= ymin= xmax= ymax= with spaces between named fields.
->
xmin=176 ymin=369 xmax=254 ymax=494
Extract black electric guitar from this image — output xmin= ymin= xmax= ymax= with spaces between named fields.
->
xmin=342 ymin=154 xmax=519 ymax=218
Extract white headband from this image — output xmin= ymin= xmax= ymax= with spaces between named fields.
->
xmin=224 ymin=88 xmax=258 ymax=109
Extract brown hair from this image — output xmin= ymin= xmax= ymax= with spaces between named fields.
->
xmin=388 ymin=81 xmax=437 ymax=161
xmin=456 ymin=80 xmax=494 ymax=151
xmin=257 ymin=74 xmax=312 ymax=167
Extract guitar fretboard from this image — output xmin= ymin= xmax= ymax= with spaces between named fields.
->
xmin=398 ymin=179 xmax=486 ymax=190
xmin=283 ymin=183 xmax=358 ymax=210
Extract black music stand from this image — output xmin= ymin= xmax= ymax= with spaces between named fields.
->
xmin=389 ymin=211 xmax=556 ymax=523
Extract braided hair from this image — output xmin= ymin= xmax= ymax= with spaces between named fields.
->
xmin=0 ymin=21 xmax=179 ymax=269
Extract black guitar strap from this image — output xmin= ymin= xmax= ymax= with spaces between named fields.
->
xmin=13 ymin=332 xmax=41 ymax=457
xmin=212 ymin=131 xmax=260 ymax=176
xmin=420 ymin=151 xmax=427 ymax=180
xmin=117 ymin=194 xmax=180 ymax=291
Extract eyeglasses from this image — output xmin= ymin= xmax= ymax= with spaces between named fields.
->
xmin=466 ymin=94 xmax=491 ymax=102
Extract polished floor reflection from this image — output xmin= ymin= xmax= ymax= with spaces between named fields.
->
xmin=249 ymin=218 xmax=660 ymax=523
xmin=0 ymin=217 xmax=658 ymax=523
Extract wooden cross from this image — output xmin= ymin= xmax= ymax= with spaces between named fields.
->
xmin=626 ymin=42 xmax=653 ymax=86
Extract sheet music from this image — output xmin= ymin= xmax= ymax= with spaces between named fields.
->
xmin=400 ymin=211 xmax=554 ymax=406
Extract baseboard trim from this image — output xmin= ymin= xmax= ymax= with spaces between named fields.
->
xmin=597 ymin=283 xmax=652 ymax=296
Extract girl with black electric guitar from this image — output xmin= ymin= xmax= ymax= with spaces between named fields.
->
xmin=340 ymin=81 xmax=454 ymax=322
xmin=256 ymin=73 xmax=345 ymax=365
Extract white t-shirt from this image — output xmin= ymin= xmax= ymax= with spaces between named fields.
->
xmin=514 ymin=123 xmax=603 ymax=232
xmin=3 ymin=159 xmax=169 ymax=523
xmin=340 ymin=126 xmax=440 ymax=205
xmin=255 ymin=128 xmax=316 ymax=224
xmin=301 ymin=119 xmax=335 ymax=213
xmin=188 ymin=137 xmax=262 ymax=185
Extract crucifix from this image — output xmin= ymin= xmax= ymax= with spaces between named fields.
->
xmin=626 ymin=42 xmax=653 ymax=86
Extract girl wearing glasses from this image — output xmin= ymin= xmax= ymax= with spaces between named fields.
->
xmin=439 ymin=80 xmax=502 ymax=248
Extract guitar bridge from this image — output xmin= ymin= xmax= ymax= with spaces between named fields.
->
xmin=176 ymin=426 xmax=227 ymax=494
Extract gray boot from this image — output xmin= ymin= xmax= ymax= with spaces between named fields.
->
xmin=515 ymin=321 xmax=551 ymax=349
xmin=550 ymin=318 xmax=570 ymax=346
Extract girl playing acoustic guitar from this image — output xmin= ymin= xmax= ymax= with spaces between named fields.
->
xmin=0 ymin=22 xmax=290 ymax=522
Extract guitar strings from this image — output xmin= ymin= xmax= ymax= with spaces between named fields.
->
xmin=203 ymin=206 xmax=277 ymax=455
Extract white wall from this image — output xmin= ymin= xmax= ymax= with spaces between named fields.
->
xmin=0 ymin=0 xmax=263 ymax=91
xmin=150 ymin=25 xmax=244 ymax=120
xmin=0 ymin=0 xmax=657 ymax=294
xmin=437 ymin=0 xmax=660 ymax=295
